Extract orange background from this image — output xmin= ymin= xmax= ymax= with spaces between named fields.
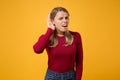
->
xmin=0 ymin=0 xmax=120 ymax=80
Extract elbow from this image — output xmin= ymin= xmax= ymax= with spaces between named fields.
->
xmin=33 ymin=45 xmax=43 ymax=54
xmin=33 ymin=49 xmax=41 ymax=54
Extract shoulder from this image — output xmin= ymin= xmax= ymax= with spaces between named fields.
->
xmin=69 ymin=31 xmax=82 ymax=39
xmin=70 ymin=31 xmax=82 ymax=45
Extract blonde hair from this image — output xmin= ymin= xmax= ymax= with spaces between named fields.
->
xmin=49 ymin=7 xmax=73 ymax=47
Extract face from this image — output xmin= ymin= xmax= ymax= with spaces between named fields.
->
xmin=52 ymin=11 xmax=69 ymax=34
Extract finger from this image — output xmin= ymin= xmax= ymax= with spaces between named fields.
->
xmin=47 ymin=14 xmax=51 ymax=21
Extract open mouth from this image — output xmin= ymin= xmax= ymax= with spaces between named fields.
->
xmin=62 ymin=25 xmax=68 ymax=27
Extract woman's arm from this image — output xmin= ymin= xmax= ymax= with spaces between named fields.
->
xmin=33 ymin=14 xmax=55 ymax=53
xmin=75 ymin=32 xmax=83 ymax=80
xmin=33 ymin=28 xmax=54 ymax=53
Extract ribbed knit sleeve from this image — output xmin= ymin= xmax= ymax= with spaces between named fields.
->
xmin=33 ymin=28 xmax=54 ymax=53
xmin=75 ymin=32 xmax=83 ymax=80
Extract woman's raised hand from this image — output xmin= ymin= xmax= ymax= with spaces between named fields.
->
xmin=47 ymin=14 xmax=55 ymax=30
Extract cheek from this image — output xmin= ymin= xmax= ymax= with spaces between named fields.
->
xmin=54 ymin=21 xmax=61 ymax=26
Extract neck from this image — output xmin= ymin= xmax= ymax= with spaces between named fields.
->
xmin=56 ymin=29 xmax=64 ymax=36
xmin=57 ymin=33 xmax=64 ymax=37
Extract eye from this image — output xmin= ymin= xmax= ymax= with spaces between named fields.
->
xmin=65 ymin=17 xmax=69 ymax=20
xmin=59 ymin=17 xmax=63 ymax=20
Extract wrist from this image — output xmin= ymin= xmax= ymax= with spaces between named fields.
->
xmin=48 ymin=26 xmax=55 ymax=30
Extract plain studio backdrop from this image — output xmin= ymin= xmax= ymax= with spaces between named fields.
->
xmin=0 ymin=0 xmax=120 ymax=80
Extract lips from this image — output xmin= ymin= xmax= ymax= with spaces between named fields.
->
xmin=62 ymin=26 xmax=67 ymax=27
xmin=62 ymin=24 xmax=68 ymax=27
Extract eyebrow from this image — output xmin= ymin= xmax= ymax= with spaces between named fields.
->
xmin=58 ymin=16 xmax=69 ymax=19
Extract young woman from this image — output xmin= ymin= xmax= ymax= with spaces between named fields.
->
xmin=33 ymin=7 xmax=83 ymax=80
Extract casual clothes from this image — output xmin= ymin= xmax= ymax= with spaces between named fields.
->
xmin=33 ymin=28 xmax=83 ymax=80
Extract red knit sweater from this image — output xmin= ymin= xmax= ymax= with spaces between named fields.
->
xmin=33 ymin=28 xmax=83 ymax=80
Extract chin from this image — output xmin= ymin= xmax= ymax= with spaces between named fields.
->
xmin=56 ymin=27 xmax=68 ymax=32
xmin=61 ymin=29 xmax=68 ymax=32
xmin=62 ymin=27 xmax=68 ymax=31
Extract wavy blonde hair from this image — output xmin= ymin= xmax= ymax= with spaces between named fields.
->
xmin=49 ymin=7 xmax=73 ymax=47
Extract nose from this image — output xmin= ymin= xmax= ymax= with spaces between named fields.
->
xmin=63 ymin=18 xmax=68 ymax=23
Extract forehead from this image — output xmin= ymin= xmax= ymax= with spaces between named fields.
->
xmin=55 ymin=11 xmax=69 ymax=17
